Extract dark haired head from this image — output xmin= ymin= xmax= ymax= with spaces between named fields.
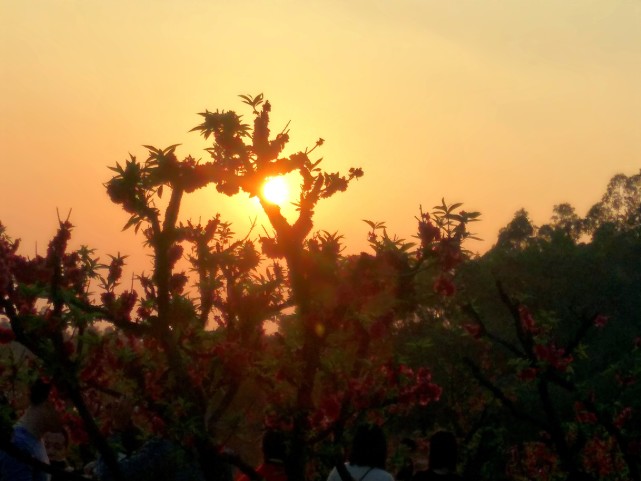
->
xmin=262 ymin=429 xmax=287 ymax=462
xmin=30 ymin=379 xmax=51 ymax=406
xmin=428 ymin=431 xmax=457 ymax=471
xmin=350 ymin=424 xmax=387 ymax=470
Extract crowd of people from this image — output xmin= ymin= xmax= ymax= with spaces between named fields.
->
xmin=0 ymin=380 xmax=465 ymax=481
xmin=327 ymin=425 xmax=463 ymax=481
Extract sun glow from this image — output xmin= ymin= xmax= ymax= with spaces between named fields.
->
xmin=262 ymin=176 xmax=289 ymax=205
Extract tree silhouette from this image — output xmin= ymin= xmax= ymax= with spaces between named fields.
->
xmin=1 ymin=95 xmax=476 ymax=481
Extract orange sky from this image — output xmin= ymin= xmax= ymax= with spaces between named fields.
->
xmin=1 ymin=1 xmax=640 ymax=275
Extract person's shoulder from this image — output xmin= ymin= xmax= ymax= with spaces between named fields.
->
xmin=369 ymin=467 xmax=394 ymax=481
xmin=12 ymin=426 xmax=35 ymax=444
xmin=327 ymin=465 xmax=342 ymax=481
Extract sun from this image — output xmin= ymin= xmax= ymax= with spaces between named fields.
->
xmin=262 ymin=176 xmax=289 ymax=205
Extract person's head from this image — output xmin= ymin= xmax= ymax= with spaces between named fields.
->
xmin=350 ymin=423 xmax=387 ymax=470
xmin=262 ymin=429 xmax=287 ymax=462
xmin=44 ymin=427 xmax=69 ymax=462
xmin=30 ymin=378 xmax=52 ymax=406
xmin=428 ymin=431 xmax=457 ymax=472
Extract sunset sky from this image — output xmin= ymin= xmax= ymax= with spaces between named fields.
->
xmin=2 ymin=0 xmax=640 ymax=274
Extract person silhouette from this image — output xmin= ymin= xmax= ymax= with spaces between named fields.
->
xmin=327 ymin=424 xmax=394 ymax=481
xmin=235 ymin=429 xmax=289 ymax=481
xmin=412 ymin=431 xmax=463 ymax=481
xmin=0 ymin=379 xmax=61 ymax=481
xmin=44 ymin=426 xmax=78 ymax=481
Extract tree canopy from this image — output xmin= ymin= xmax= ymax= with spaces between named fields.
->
xmin=1 ymin=96 xmax=639 ymax=481
xmin=1 ymin=95 xmax=476 ymax=481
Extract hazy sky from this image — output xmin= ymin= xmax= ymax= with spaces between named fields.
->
xmin=1 ymin=0 xmax=640 ymax=273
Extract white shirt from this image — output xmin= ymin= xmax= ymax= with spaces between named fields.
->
xmin=327 ymin=463 xmax=395 ymax=481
